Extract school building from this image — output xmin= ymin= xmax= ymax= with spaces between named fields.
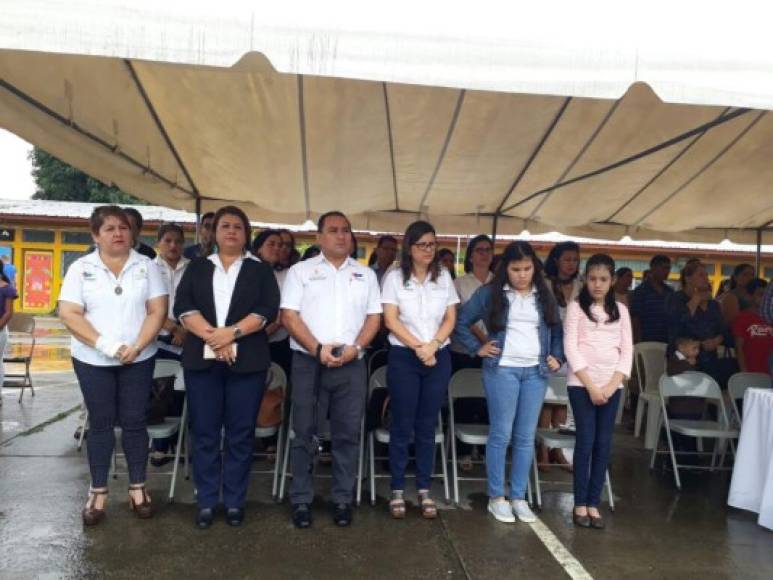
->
xmin=1 ymin=199 xmax=771 ymax=315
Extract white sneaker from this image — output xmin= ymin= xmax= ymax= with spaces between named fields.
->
xmin=488 ymin=499 xmax=516 ymax=523
xmin=511 ymin=499 xmax=537 ymax=523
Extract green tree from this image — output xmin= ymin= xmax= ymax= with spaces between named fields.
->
xmin=29 ymin=147 xmax=145 ymax=204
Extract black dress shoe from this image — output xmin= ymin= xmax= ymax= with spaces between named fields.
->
xmin=572 ymin=512 xmax=591 ymax=528
xmin=196 ymin=508 xmax=214 ymax=529
xmin=226 ymin=507 xmax=245 ymax=527
xmin=589 ymin=515 xmax=605 ymax=530
xmin=333 ymin=503 xmax=352 ymax=527
xmin=292 ymin=503 xmax=312 ymax=529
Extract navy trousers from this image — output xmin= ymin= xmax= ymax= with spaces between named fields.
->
xmin=185 ymin=363 xmax=267 ymax=509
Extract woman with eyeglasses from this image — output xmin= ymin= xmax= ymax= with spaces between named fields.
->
xmin=381 ymin=221 xmax=459 ymax=519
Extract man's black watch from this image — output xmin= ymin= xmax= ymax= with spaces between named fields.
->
xmin=315 ymin=343 xmax=323 ymax=361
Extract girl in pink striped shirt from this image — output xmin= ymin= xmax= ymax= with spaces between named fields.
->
xmin=564 ymin=254 xmax=633 ymax=529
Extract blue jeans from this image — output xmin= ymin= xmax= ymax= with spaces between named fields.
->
xmin=185 ymin=364 xmax=267 ymax=509
xmin=483 ymin=364 xmax=546 ymax=499
xmin=387 ymin=346 xmax=451 ymax=491
xmin=568 ymin=387 xmax=620 ymax=507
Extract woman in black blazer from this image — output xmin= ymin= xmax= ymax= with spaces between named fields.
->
xmin=174 ymin=206 xmax=279 ymax=529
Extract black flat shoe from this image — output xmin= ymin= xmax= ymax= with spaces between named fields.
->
xmin=589 ymin=515 xmax=605 ymax=530
xmin=150 ymin=455 xmax=172 ymax=468
xmin=333 ymin=503 xmax=352 ymax=527
xmin=292 ymin=503 xmax=312 ymax=529
xmin=196 ymin=508 xmax=214 ymax=529
xmin=572 ymin=512 xmax=591 ymax=528
xmin=226 ymin=507 xmax=244 ymax=527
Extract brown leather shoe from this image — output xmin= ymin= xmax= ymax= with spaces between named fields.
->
xmin=590 ymin=515 xmax=605 ymax=530
xmin=572 ymin=510 xmax=591 ymax=528
xmin=82 ymin=488 xmax=108 ymax=526
xmin=128 ymin=484 xmax=153 ymax=519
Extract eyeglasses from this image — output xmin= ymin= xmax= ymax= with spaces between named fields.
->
xmin=413 ymin=242 xmax=437 ymax=252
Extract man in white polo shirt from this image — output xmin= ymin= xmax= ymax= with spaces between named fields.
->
xmin=281 ymin=211 xmax=382 ymax=529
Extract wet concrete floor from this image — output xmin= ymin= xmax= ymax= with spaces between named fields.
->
xmin=1 ymin=327 xmax=771 ymax=579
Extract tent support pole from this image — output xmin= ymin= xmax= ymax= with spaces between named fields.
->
xmin=755 ymin=228 xmax=762 ymax=274
xmin=492 ymin=214 xmax=499 ymax=243
xmin=195 ymin=197 xmax=202 ymax=244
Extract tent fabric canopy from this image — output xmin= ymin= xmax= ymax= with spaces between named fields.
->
xmin=2 ymin=1 xmax=773 ymax=243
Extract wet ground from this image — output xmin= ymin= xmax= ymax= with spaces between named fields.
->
xmin=1 ymin=319 xmax=771 ymax=579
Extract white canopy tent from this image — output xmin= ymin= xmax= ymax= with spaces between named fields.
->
xmin=1 ymin=0 xmax=772 ymax=248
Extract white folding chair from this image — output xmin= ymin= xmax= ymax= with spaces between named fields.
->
xmin=632 ymin=342 xmax=667 ymax=449
xmin=448 ymin=368 xmax=489 ymax=506
xmin=532 ymin=375 xmax=615 ymax=510
xmin=649 ymin=372 xmax=739 ymax=490
xmin=447 ymin=368 xmax=533 ymax=507
xmin=252 ymin=363 xmax=288 ymax=499
xmin=2 ymin=313 xmax=36 ymax=402
xmin=367 ymin=366 xmax=450 ymax=506
xmin=727 ymin=372 xmax=771 ymax=426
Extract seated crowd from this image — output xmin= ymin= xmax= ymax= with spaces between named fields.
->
xmin=55 ymin=205 xmax=773 ymax=532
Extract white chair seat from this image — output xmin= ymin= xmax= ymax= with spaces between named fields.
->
xmin=147 ymin=418 xmax=181 ymax=440
xmin=374 ymin=427 xmax=444 ymax=445
xmin=255 ymin=426 xmax=278 ymax=438
xmin=454 ymin=423 xmax=489 ymax=445
xmin=668 ymin=419 xmax=738 ymax=439
xmin=535 ymin=429 xmax=575 ymax=450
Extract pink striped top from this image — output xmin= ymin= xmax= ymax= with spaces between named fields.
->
xmin=564 ymin=300 xmax=634 ymax=389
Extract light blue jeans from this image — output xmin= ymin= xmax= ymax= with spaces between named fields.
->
xmin=483 ymin=364 xmax=547 ymax=499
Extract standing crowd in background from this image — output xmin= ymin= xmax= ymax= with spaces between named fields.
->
xmin=1 ymin=202 xmax=767 ymax=533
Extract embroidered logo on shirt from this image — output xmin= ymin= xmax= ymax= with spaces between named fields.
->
xmin=82 ymin=269 xmax=96 ymax=281
xmin=308 ymin=268 xmax=327 ymax=282
xmin=747 ymin=324 xmax=773 ymax=338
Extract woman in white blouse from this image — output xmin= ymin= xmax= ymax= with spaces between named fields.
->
xmin=381 ymin=220 xmax=459 ymax=520
xmin=59 ymin=205 xmax=167 ymax=526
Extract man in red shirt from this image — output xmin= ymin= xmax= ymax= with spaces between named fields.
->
xmin=732 ymin=279 xmax=773 ymax=373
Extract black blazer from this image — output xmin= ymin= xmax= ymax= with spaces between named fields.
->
xmin=173 ymin=257 xmax=280 ymax=374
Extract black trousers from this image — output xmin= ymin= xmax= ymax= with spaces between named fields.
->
xmin=73 ymin=357 xmax=154 ymax=487
xmin=289 ymin=352 xmax=366 ymax=505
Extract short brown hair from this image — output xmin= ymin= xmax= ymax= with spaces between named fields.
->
xmin=211 ymin=206 xmax=252 ymax=254
xmin=89 ymin=205 xmax=130 ymax=235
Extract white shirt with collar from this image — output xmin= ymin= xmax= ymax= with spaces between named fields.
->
xmin=155 ymin=254 xmax=190 ymax=353
xmin=450 ymin=271 xmax=494 ymax=353
xmin=281 ymin=253 xmax=382 ymax=353
xmin=500 ymin=285 xmax=541 ymax=368
xmin=381 ymin=267 xmax=459 ymax=348
xmin=208 ymin=253 xmax=258 ymax=328
xmin=59 ymin=249 xmax=167 ymax=366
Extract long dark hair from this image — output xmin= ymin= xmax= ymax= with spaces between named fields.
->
xmin=463 ymin=235 xmax=493 ymax=274
xmin=578 ymin=253 xmax=620 ymax=323
xmin=251 ymin=229 xmax=281 ymax=259
xmin=487 ymin=241 xmax=559 ymax=333
xmin=400 ymin=221 xmax=440 ymax=284
xmin=729 ymin=263 xmax=754 ymax=290
xmin=545 ymin=241 xmax=580 ymax=308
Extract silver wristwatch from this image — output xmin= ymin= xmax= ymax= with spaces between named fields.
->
xmin=354 ymin=344 xmax=365 ymax=360
xmin=233 ymin=326 xmax=244 ymax=340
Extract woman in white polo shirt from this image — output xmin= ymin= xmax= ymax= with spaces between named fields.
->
xmin=59 ymin=206 xmax=168 ymax=526
xmin=381 ymin=220 xmax=459 ymax=520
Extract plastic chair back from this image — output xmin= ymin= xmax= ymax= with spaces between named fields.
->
xmin=448 ymin=368 xmax=484 ymax=403
xmin=368 ymin=365 xmax=388 ymax=397
xmin=634 ymin=342 xmax=667 ymax=395
xmin=728 ymin=372 xmax=771 ymax=401
xmin=545 ymin=374 xmax=568 ymax=403
xmin=153 ymin=358 xmax=181 ymax=380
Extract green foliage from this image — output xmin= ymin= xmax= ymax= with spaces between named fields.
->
xmin=29 ymin=148 xmax=145 ymax=204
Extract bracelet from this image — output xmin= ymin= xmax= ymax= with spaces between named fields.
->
xmin=315 ymin=343 xmax=323 ymax=361
xmin=433 ymin=338 xmax=444 ymax=349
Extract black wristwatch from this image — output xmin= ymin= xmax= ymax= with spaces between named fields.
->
xmin=315 ymin=343 xmax=323 ymax=361
xmin=232 ymin=326 xmax=243 ymax=340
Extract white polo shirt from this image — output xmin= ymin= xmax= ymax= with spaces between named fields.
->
xmin=500 ymin=285 xmax=541 ymax=367
xmin=381 ymin=267 xmax=459 ymax=348
xmin=59 ymin=249 xmax=167 ymax=366
xmin=450 ymin=271 xmax=494 ymax=353
xmin=155 ymin=255 xmax=190 ymax=354
xmin=281 ymin=253 xmax=382 ymax=353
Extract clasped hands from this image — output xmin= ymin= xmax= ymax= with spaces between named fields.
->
xmin=203 ymin=326 xmax=237 ymax=365
xmin=319 ymin=344 xmax=358 ymax=367
xmin=588 ymin=381 xmax=619 ymax=406
xmin=414 ymin=341 xmax=440 ymax=367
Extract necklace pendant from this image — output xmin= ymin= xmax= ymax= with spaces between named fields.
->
xmin=115 ymin=286 xmax=123 ymax=296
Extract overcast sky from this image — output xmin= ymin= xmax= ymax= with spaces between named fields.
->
xmin=0 ymin=129 xmax=36 ymax=200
